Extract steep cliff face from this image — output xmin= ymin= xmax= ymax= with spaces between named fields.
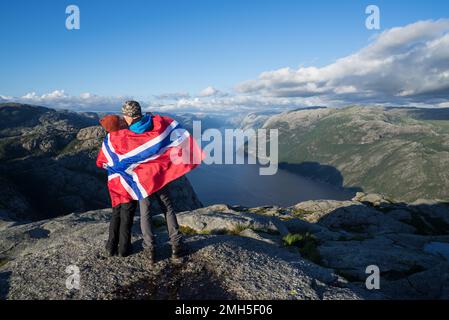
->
xmin=261 ymin=106 xmax=449 ymax=202
xmin=1 ymin=194 xmax=448 ymax=300
xmin=0 ymin=103 xmax=202 ymax=221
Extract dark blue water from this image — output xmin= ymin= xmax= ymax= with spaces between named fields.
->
xmin=187 ymin=162 xmax=353 ymax=207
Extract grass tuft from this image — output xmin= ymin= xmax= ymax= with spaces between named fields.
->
xmin=231 ymin=224 xmax=248 ymax=235
xmin=179 ymin=225 xmax=199 ymax=235
xmin=179 ymin=225 xmax=212 ymax=235
xmin=0 ymin=258 xmax=9 ymax=268
xmin=283 ymin=233 xmax=304 ymax=246
xmin=283 ymin=232 xmax=322 ymax=264
xmin=290 ymin=208 xmax=314 ymax=218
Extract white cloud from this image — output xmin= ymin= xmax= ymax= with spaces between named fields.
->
xmin=437 ymin=101 xmax=449 ymax=108
xmin=153 ymin=92 xmax=190 ymax=101
xmin=4 ymin=90 xmax=132 ymax=112
xmin=0 ymin=94 xmax=13 ymax=101
xmin=198 ymin=86 xmax=225 ymax=97
xmin=144 ymin=93 xmax=326 ymax=113
xmin=237 ymin=19 xmax=449 ymax=106
xmin=2 ymin=20 xmax=448 ymax=113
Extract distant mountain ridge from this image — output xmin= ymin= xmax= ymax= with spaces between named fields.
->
xmin=2 ymin=103 xmax=448 ymax=219
xmin=0 ymin=103 xmax=202 ymax=221
xmin=261 ymin=105 xmax=449 ymax=202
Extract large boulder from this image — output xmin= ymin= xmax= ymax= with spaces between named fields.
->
xmin=319 ymin=237 xmax=444 ymax=281
xmin=289 ymin=200 xmax=355 ymax=223
xmin=317 ymin=204 xmax=416 ymax=235
xmin=177 ymin=204 xmax=288 ymax=236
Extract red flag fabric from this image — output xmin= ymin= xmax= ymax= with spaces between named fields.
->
xmin=96 ymin=115 xmax=203 ymax=207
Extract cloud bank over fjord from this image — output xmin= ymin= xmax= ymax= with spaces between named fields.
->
xmin=2 ymin=90 xmax=133 ymax=113
xmin=237 ymin=19 xmax=449 ymax=107
xmin=2 ymin=20 xmax=449 ymax=113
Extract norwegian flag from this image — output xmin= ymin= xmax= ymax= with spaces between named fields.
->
xmin=96 ymin=114 xmax=203 ymax=207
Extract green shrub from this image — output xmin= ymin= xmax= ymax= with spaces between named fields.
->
xmin=231 ymin=224 xmax=248 ymax=235
xmin=283 ymin=233 xmax=303 ymax=246
xmin=290 ymin=208 xmax=314 ymax=218
xmin=299 ymin=241 xmax=322 ymax=265
xmin=179 ymin=225 xmax=212 ymax=235
xmin=283 ymin=232 xmax=322 ymax=264
xmin=179 ymin=225 xmax=198 ymax=235
xmin=248 ymin=207 xmax=270 ymax=215
xmin=0 ymin=258 xmax=9 ymax=268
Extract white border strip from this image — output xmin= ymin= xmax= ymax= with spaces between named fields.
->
xmin=117 ymin=120 xmax=179 ymax=161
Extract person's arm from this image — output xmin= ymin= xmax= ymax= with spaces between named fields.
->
xmin=96 ymin=140 xmax=109 ymax=170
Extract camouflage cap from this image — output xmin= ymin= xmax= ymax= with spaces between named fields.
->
xmin=121 ymin=101 xmax=142 ymax=118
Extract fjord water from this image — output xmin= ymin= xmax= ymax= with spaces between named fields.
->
xmin=187 ymin=162 xmax=353 ymax=207
xmin=186 ymin=148 xmax=354 ymax=207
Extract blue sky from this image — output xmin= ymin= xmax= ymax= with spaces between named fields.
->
xmin=0 ymin=0 xmax=448 ymax=111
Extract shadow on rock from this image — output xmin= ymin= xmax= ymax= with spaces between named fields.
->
xmin=113 ymin=259 xmax=236 ymax=300
xmin=0 ymin=271 xmax=11 ymax=300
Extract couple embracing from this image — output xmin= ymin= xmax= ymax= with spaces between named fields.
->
xmin=96 ymin=101 xmax=203 ymax=263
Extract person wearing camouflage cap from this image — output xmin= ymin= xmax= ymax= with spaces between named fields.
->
xmin=122 ymin=100 xmax=143 ymax=124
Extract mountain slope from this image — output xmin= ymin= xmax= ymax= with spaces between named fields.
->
xmin=262 ymin=106 xmax=449 ymax=201
xmin=0 ymin=103 xmax=202 ymax=221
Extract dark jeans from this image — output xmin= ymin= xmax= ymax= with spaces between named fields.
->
xmin=140 ymin=185 xmax=183 ymax=248
xmin=107 ymin=201 xmax=137 ymax=256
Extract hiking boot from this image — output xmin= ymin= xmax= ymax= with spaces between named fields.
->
xmin=118 ymin=249 xmax=131 ymax=258
xmin=145 ymin=247 xmax=156 ymax=264
xmin=105 ymin=245 xmax=117 ymax=257
xmin=171 ymin=243 xmax=187 ymax=261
